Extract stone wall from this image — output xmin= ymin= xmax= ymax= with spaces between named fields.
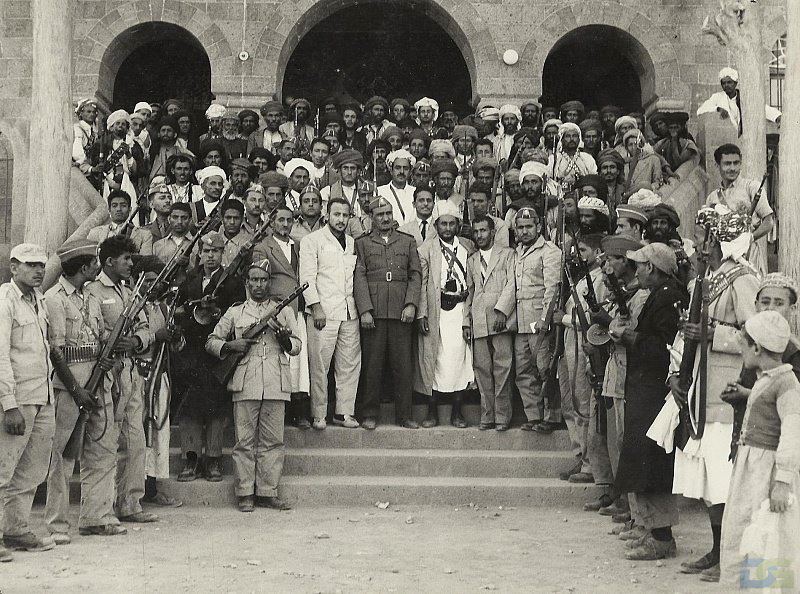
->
xmin=0 ymin=0 xmax=789 ymax=260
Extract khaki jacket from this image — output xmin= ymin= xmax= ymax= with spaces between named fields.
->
xmin=514 ymin=237 xmax=561 ymax=334
xmin=464 ymin=246 xmax=517 ymax=338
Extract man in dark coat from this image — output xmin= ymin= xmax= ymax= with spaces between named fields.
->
xmin=174 ymin=232 xmax=244 ymax=482
xmin=610 ymin=242 xmax=687 ymax=561
xmin=354 ymin=197 xmax=422 ymax=430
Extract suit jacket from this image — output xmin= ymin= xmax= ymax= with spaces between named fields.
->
xmin=145 ymin=218 xmax=170 ymax=243
xmin=299 ymin=226 xmax=357 ymax=321
xmin=354 ymin=229 xmax=422 ymax=320
xmin=398 ymin=217 xmax=436 ymax=246
xmin=464 ymin=246 xmax=517 ymax=338
xmin=251 ymin=236 xmax=302 ymax=313
xmin=514 ymin=237 xmax=561 ymax=334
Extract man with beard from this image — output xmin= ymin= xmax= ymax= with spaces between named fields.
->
xmin=283 ymin=158 xmax=313 ymax=214
xmin=94 ymin=110 xmax=142 ymax=203
xmin=577 ymin=196 xmax=611 ymax=235
xmin=377 ymin=149 xmax=416 ymax=226
xmin=237 ymin=109 xmax=260 ymax=140
xmin=560 ymin=101 xmax=586 ymax=125
xmin=549 ymin=123 xmax=598 ymax=189
xmin=145 ymin=183 xmax=174 ymax=242
xmin=521 ymin=101 xmax=542 ymax=129
xmin=580 ymin=119 xmax=603 ymax=161
xmin=227 ymin=158 xmax=253 ymax=201
xmin=414 ymin=97 xmax=439 ymax=137
xmin=411 ymin=160 xmax=432 ymax=192
xmin=167 ymin=154 xmax=203 ymax=204
xmin=190 ymin=166 xmax=226 ymax=225
xmin=247 ymin=100 xmax=284 ymax=154
xmin=279 ymin=99 xmax=315 ymax=156
xmin=365 ymin=139 xmax=392 ymax=187
xmin=600 ymin=105 xmax=622 ymax=148
xmin=219 ymin=109 xmax=248 ymax=161
xmin=696 ymin=68 xmax=781 ymax=136
xmin=504 ymin=161 xmax=554 ymax=232
xmin=354 ymin=198 xmax=422 ymax=430
xmin=453 ymin=125 xmax=478 ymax=196
xmin=430 ymin=159 xmax=462 ymax=209
xmin=200 ymin=103 xmax=225 ymax=144
xmin=596 ymin=149 xmax=626 ymax=214
xmin=491 ymin=105 xmax=522 ymax=164
xmin=415 ymin=201 xmax=476 ymax=428
xmin=361 ymin=96 xmax=392 ymax=145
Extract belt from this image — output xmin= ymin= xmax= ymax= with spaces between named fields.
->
xmin=63 ymin=342 xmax=101 ymax=364
xmin=366 ymin=271 xmax=407 ymax=282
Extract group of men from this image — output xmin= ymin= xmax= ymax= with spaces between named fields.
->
xmin=0 ymin=65 xmax=796 ymax=586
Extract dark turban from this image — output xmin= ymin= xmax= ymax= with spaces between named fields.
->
xmin=651 ymin=203 xmax=681 ymax=229
xmin=430 ymin=158 xmax=458 ymax=178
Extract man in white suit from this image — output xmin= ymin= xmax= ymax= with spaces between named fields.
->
xmin=398 ymin=187 xmax=437 ymax=246
xmin=299 ymin=197 xmax=361 ymax=430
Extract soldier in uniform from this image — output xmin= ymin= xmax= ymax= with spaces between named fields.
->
xmin=354 ymin=197 xmax=423 ymax=429
xmin=87 ymin=189 xmax=153 ymax=255
xmin=86 ymin=236 xmax=155 ymax=524
xmin=206 ymin=259 xmax=300 ymax=512
xmin=44 ymin=240 xmax=126 ymax=541
xmin=220 ymin=200 xmax=253 ymax=268
xmin=0 ymin=244 xmax=56 ymax=557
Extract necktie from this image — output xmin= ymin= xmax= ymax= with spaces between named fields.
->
xmin=420 ymin=219 xmax=427 ymax=240
xmin=480 ymin=254 xmax=488 ymax=285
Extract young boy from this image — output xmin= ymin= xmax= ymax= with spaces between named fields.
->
xmin=719 ymin=310 xmax=800 ymax=588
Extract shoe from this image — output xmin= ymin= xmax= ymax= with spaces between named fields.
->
xmin=520 ymin=420 xmax=540 ymax=431
xmin=177 ymin=457 xmax=199 ymax=482
xmin=141 ymin=492 xmax=183 ymax=508
xmin=3 ymin=533 xmax=56 ymax=552
xmin=401 ymin=420 xmax=419 ymax=429
xmin=612 ymin=511 xmax=631 ymax=524
xmin=699 ymin=565 xmax=720 ymax=582
xmin=362 ymin=418 xmax=376 ymax=430
xmin=625 ymin=536 xmax=677 ymax=560
xmin=611 ymin=520 xmax=634 ymax=536
xmin=619 ymin=526 xmax=647 ymax=541
xmin=598 ymin=500 xmax=625 ymax=516
xmin=450 ymin=393 xmax=467 ymax=428
xmin=0 ymin=545 xmax=12 ymax=562
xmin=50 ymin=532 xmax=71 ymax=545
xmin=422 ymin=395 xmax=438 ymax=428
xmin=624 ymin=532 xmax=650 ymax=549
xmin=255 ymin=496 xmax=292 ymax=510
xmin=680 ymin=551 xmax=719 ymax=574
xmin=495 ymin=423 xmax=509 ymax=432
xmin=559 ymin=460 xmax=582 ymax=481
xmin=332 ymin=415 xmax=359 ymax=429
xmin=238 ymin=495 xmax=254 ymax=513
xmin=479 ymin=422 xmax=495 ymax=430
xmin=205 ymin=457 xmax=223 ymax=482
xmin=531 ymin=421 xmax=556 ymax=434
xmin=584 ymin=494 xmax=614 ymax=512
xmin=312 ymin=417 xmax=327 ymax=430
xmin=296 ymin=417 xmax=312 ymax=430
xmin=78 ymin=524 xmax=127 ymax=536
xmin=568 ymin=472 xmax=594 ymax=484
xmin=119 ymin=511 xmax=159 ymax=523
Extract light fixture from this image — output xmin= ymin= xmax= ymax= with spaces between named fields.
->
xmin=503 ymin=49 xmax=519 ymax=66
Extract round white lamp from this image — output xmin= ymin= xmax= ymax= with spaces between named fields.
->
xmin=503 ymin=49 xmax=519 ymax=66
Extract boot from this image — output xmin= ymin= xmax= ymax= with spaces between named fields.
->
xmin=422 ymin=394 xmax=438 ymax=428
xmin=291 ymin=393 xmax=311 ymax=430
xmin=450 ymin=392 xmax=467 ymax=428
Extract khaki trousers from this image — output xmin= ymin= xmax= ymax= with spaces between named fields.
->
xmin=232 ymin=400 xmax=285 ymax=498
xmin=0 ymin=404 xmax=55 ymax=538
xmin=115 ymin=360 xmax=146 ymax=517
xmin=630 ymin=492 xmax=679 ymax=530
xmin=588 ymin=397 xmax=613 ymax=485
xmin=472 ymin=334 xmax=513 ymax=425
xmin=514 ymin=332 xmax=559 ymax=423
xmin=307 ymin=318 xmax=361 ymax=419
xmin=558 ymin=329 xmax=591 ymax=473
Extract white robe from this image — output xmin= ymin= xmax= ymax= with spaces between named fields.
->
xmin=697 ymin=91 xmax=782 ymax=132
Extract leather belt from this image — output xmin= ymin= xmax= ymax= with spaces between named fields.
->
xmin=367 ymin=271 xmax=407 ymax=282
xmin=63 ymin=342 xmax=101 ymax=364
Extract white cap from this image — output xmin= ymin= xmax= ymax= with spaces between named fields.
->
xmin=10 ymin=243 xmax=47 ymax=264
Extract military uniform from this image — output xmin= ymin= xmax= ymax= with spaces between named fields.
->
xmin=206 ymin=299 xmax=300 ymax=500
xmin=86 ymin=271 xmax=151 ymax=519
xmin=0 ymin=244 xmax=55 ymax=550
xmin=44 ymin=272 xmax=119 ymax=534
xmin=353 ymin=229 xmax=422 ymax=423
xmin=221 ymin=229 xmax=253 ymax=269
xmin=86 ymin=223 xmax=153 ymax=256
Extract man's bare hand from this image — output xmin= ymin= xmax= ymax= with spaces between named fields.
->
xmin=311 ymin=304 xmax=327 ymax=330
xmin=491 ymin=310 xmax=507 ymax=333
xmin=360 ymin=312 xmax=375 ymax=330
xmin=462 ymin=326 xmax=472 ymax=342
xmin=3 ymin=408 xmax=25 ymax=436
xmin=225 ymin=338 xmax=258 ymax=354
xmin=401 ymin=304 xmax=416 ymax=324
xmin=418 ymin=317 xmax=430 ymax=335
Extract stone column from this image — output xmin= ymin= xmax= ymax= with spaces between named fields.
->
xmin=25 ymin=0 xmax=73 ymax=252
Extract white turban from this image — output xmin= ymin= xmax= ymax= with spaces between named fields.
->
xmin=577 ymin=196 xmax=610 ymax=217
xmin=542 ymin=118 xmax=563 ymax=131
xmin=385 ymin=149 xmax=416 ymax=168
xmin=432 ymin=199 xmax=461 ymax=222
xmin=428 ymin=139 xmax=456 ymax=160
xmin=614 ymin=115 xmax=638 ymax=132
xmin=205 ymin=103 xmax=226 ymax=119
xmin=74 ymin=97 xmax=97 ymax=115
xmin=414 ymin=97 xmax=439 ymax=121
xmin=558 ymin=122 xmax=582 ymax=138
xmin=719 ymin=67 xmax=739 ymax=82
xmin=628 ymin=188 xmax=662 ymax=209
xmin=519 ymin=161 xmax=549 ymax=184
xmin=106 ymin=109 xmax=130 ymax=129
xmin=133 ymin=101 xmax=152 ymax=114
xmin=196 ymin=166 xmax=227 ymax=185
xmin=284 ymin=158 xmax=314 ymax=180
xmin=478 ymin=106 xmax=500 ymax=121
xmin=499 ymin=104 xmax=522 ymax=122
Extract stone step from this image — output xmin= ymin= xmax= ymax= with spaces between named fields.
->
xmin=158 ymin=475 xmax=602 ymax=507
xmin=168 ymin=447 xmax=576 ymax=479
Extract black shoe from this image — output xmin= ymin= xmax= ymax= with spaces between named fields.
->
xmin=450 ymin=393 xmax=468 ymax=428
xmin=401 ymin=419 xmax=420 ymax=429
xmin=422 ymin=395 xmax=438 ymax=428
xmin=205 ymin=457 xmax=222 ymax=482
xmin=255 ymin=496 xmax=292 ymax=510
xmin=238 ymin=496 xmax=254 ymax=513
xmin=680 ymin=551 xmax=719 ymax=574
xmin=532 ymin=421 xmax=556 ymax=434
xmin=479 ymin=422 xmax=495 ymax=430
xmin=177 ymin=456 xmax=198 ymax=482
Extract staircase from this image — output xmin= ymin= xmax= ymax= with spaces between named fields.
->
xmin=158 ymin=402 xmax=601 ymax=507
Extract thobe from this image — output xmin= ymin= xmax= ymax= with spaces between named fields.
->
xmin=377 ymin=182 xmax=416 ymax=225
xmin=547 ymin=151 xmax=597 ymax=187
xmin=697 ymin=91 xmax=781 ymax=135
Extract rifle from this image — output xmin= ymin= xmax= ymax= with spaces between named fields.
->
xmin=675 ymin=224 xmax=711 ymax=446
xmin=63 ymin=275 xmax=147 ymax=460
xmin=211 ymin=283 xmax=308 ymax=385
xmin=144 ymin=288 xmax=179 ymax=448
xmin=747 ymin=148 xmax=775 ymax=219
xmin=459 ymin=131 xmax=473 ymax=240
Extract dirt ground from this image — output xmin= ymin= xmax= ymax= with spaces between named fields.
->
xmin=2 ymin=503 xmax=721 ymax=593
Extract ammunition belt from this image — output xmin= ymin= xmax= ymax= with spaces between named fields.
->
xmin=62 ymin=343 xmax=101 ymax=364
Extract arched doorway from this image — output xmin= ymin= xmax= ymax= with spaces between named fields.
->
xmin=282 ymin=1 xmax=473 ymax=114
xmin=105 ymin=22 xmax=211 ymax=119
xmin=541 ymin=25 xmax=656 ymax=113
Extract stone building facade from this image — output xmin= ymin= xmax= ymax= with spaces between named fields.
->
xmin=0 ymin=0 xmax=788 ymax=265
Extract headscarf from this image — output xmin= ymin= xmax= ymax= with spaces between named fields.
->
xmin=380 ymin=125 xmax=403 ymax=142
xmin=331 ymin=149 xmax=364 ymax=170
xmin=596 ymin=149 xmax=625 ymax=169
xmin=133 ymin=101 xmax=152 ymax=114
xmin=542 ymin=118 xmax=563 ymax=132
xmin=452 ymin=125 xmax=478 ymax=141
xmin=432 ymin=199 xmax=461 ymax=222
xmin=75 ymin=98 xmax=98 ymax=116
xmin=428 ymin=139 xmax=456 ymax=160
xmin=557 ymin=122 xmax=582 ymax=151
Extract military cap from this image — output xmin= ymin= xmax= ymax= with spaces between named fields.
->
xmin=200 ymin=231 xmax=225 ymax=250
xmin=10 ymin=243 xmax=48 ymax=264
xmin=601 ymin=234 xmax=642 ymax=257
xmin=627 ymin=243 xmax=677 ymax=275
xmin=57 ymin=239 xmax=98 ymax=264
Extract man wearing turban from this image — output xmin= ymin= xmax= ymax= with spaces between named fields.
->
xmin=247 ymin=100 xmax=284 ymax=154
xmin=279 ymin=98 xmax=315 ymax=152
xmin=377 ymin=149 xmax=417 ymax=225
xmin=696 ymin=67 xmax=781 ymax=136
xmin=490 ymin=104 xmax=522 ymax=163
xmin=548 ymin=123 xmax=597 ymax=189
